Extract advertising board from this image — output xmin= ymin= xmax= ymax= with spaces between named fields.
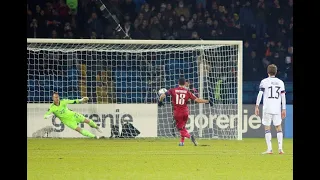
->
xmin=27 ymin=104 xmax=158 ymax=138
xmin=158 ymin=104 xmax=284 ymax=138
xmin=27 ymin=103 xmax=292 ymax=138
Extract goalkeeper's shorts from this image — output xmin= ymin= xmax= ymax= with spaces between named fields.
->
xmin=62 ymin=113 xmax=86 ymax=130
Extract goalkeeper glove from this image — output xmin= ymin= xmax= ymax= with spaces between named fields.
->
xmin=80 ymin=97 xmax=89 ymax=103
xmin=44 ymin=114 xmax=54 ymax=119
xmin=158 ymin=101 xmax=164 ymax=107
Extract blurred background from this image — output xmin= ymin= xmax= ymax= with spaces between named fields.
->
xmin=27 ymin=0 xmax=293 ymax=104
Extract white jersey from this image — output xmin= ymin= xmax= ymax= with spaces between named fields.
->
xmin=259 ymin=77 xmax=285 ymax=115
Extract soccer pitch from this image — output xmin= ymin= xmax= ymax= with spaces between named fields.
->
xmin=27 ymin=138 xmax=293 ymax=180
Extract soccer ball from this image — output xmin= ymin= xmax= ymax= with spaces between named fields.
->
xmin=158 ymin=88 xmax=167 ymax=95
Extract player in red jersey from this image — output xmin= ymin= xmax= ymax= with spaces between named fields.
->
xmin=158 ymin=77 xmax=213 ymax=146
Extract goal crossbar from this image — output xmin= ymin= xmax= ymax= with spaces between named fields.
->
xmin=27 ymin=38 xmax=242 ymax=45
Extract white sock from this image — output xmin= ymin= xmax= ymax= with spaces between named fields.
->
xmin=277 ymin=131 xmax=283 ymax=150
xmin=265 ymin=130 xmax=272 ymax=151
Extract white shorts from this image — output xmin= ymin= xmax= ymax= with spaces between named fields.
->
xmin=262 ymin=113 xmax=282 ymax=126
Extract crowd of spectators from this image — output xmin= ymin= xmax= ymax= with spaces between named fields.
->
xmin=27 ymin=0 xmax=293 ymax=81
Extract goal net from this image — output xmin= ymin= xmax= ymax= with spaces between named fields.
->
xmin=27 ymin=39 xmax=242 ymax=140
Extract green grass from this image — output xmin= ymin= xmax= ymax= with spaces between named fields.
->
xmin=28 ymin=138 xmax=293 ymax=180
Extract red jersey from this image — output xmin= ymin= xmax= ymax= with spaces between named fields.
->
xmin=166 ymin=86 xmax=197 ymax=113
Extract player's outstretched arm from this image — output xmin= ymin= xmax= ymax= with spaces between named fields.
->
xmin=158 ymin=93 xmax=166 ymax=107
xmin=194 ymin=98 xmax=209 ymax=103
xmin=194 ymin=98 xmax=213 ymax=106
xmin=44 ymin=108 xmax=53 ymax=119
xmin=65 ymin=97 xmax=90 ymax=104
xmin=159 ymin=93 xmax=166 ymax=102
xmin=188 ymin=90 xmax=213 ymax=106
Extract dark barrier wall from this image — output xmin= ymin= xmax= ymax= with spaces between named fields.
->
xmin=284 ymin=105 xmax=293 ymax=138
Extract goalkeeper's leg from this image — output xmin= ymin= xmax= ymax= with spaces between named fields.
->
xmin=75 ymin=127 xmax=98 ymax=138
xmin=75 ymin=113 xmax=102 ymax=133
xmin=64 ymin=120 xmax=98 ymax=139
xmin=84 ymin=119 xmax=103 ymax=133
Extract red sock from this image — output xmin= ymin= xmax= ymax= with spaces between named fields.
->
xmin=180 ymin=137 xmax=185 ymax=143
xmin=180 ymin=129 xmax=191 ymax=138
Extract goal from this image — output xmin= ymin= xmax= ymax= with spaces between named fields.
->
xmin=27 ymin=38 xmax=243 ymax=140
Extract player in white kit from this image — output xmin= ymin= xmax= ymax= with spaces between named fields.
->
xmin=255 ymin=64 xmax=286 ymax=154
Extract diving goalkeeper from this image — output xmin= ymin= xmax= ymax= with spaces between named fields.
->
xmin=44 ymin=92 xmax=103 ymax=139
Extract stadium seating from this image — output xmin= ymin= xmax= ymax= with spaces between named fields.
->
xmin=27 ymin=0 xmax=292 ymax=104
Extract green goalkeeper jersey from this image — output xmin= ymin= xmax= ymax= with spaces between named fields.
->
xmin=44 ymin=99 xmax=80 ymax=120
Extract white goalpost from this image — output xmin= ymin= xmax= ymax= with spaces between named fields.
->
xmin=27 ymin=38 xmax=243 ymax=140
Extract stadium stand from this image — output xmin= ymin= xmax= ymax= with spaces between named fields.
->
xmin=27 ymin=0 xmax=293 ymax=104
